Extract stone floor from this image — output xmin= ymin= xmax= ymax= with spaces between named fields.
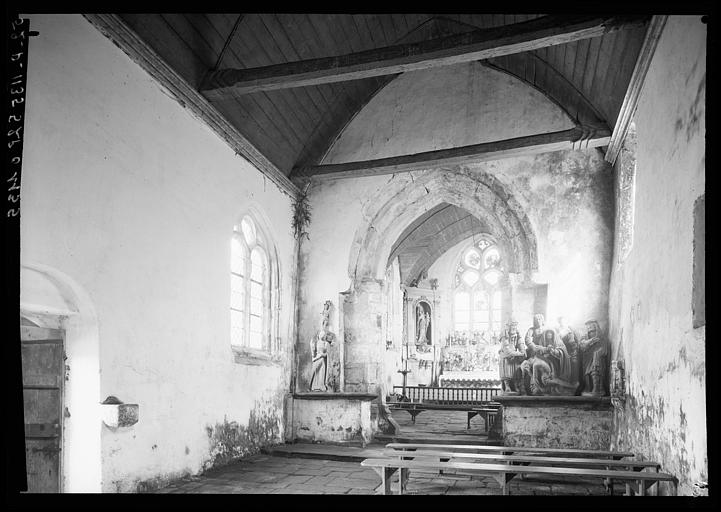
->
xmin=148 ymin=410 xmax=608 ymax=495
xmin=150 ymin=453 xmax=607 ymax=495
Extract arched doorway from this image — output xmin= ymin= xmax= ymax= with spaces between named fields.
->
xmin=20 ymin=263 xmax=101 ymax=492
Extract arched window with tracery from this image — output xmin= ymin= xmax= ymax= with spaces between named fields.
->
xmin=231 ymin=215 xmax=272 ymax=351
xmin=452 ymin=238 xmax=507 ymax=341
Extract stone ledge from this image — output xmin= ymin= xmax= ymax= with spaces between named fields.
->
xmin=293 ymin=392 xmax=377 ymax=401
xmin=231 ymin=345 xmax=283 ymax=366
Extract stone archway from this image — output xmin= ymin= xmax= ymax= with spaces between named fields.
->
xmin=348 ymin=167 xmax=538 ymax=285
xmin=342 ymin=167 xmax=538 ymax=395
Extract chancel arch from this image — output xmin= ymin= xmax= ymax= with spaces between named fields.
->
xmin=348 ymin=167 xmax=538 ymax=287
xmin=341 ymin=167 xmax=539 ymax=394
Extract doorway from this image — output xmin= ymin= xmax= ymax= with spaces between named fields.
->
xmin=21 ymin=316 xmax=65 ymax=493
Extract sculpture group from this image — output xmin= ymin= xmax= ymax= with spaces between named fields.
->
xmin=498 ymin=314 xmax=609 ymax=396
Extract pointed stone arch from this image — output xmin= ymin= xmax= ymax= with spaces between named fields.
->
xmin=347 ymin=167 xmax=538 ymax=287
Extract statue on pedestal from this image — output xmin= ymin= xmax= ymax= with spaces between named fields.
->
xmin=579 ymin=320 xmax=610 ymax=396
xmin=309 ymin=301 xmax=336 ymax=392
xmin=498 ymin=318 xmax=526 ymax=395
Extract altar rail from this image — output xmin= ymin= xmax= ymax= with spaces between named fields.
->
xmin=393 ymin=386 xmax=501 ymax=405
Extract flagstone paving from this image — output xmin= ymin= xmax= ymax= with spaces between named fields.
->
xmin=149 ymin=410 xmax=607 ymax=495
xmin=151 ymin=453 xmax=607 ymax=495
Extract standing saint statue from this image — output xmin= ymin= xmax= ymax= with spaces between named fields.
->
xmin=309 ymin=301 xmax=336 ymax=392
xmin=416 ymin=305 xmax=429 ymax=345
xmin=498 ymin=318 xmax=526 ymax=395
xmin=579 ymin=320 xmax=610 ymax=396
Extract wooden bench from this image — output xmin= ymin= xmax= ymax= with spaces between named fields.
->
xmin=386 ymin=443 xmax=635 ymax=460
xmin=389 ymin=386 xmax=501 ymax=431
xmin=388 ymin=402 xmax=500 ymax=430
xmin=384 ymin=449 xmax=661 ymax=494
xmin=361 ymin=457 xmax=677 ymax=495
xmin=385 ymin=449 xmax=660 ymax=471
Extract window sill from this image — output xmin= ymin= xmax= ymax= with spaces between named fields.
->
xmin=231 ymin=345 xmax=282 ymax=366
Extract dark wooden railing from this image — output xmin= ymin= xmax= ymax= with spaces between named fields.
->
xmin=393 ymin=386 xmax=501 ymax=405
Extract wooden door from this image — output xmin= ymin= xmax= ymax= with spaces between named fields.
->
xmin=21 ymin=323 xmax=64 ymax=493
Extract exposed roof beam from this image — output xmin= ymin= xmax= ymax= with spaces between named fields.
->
xmin=201 ymin=14 xmax=649 ymax=98
xmin=292 ymin=126 xmax=611 ymax=180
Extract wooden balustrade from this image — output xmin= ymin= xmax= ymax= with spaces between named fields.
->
xmin=393 ymin=386 xmax=500 ymax=404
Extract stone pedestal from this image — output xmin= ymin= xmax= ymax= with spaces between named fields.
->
xmin=291 ymin=392 xmax=376 ymax=446
xmin=496 ymin=395 xmax=612 ymax=450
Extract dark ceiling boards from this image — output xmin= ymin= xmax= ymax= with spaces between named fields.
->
xmin=118 ymin=14 xmax=649 ymax=177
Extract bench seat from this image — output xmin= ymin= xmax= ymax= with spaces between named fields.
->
xmin=384 ymin=449 xmax=661 ymax=470
xmin=386 ymin=443 xmax=634 ymax=460
xmin=361 ymin=457 xmax=677 ymax=495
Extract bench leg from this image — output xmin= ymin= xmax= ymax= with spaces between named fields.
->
xmin=398 ymin=468 xmax=409 ymax=495
xmin=382 ymin=467 xmax=397 ymax=495
xmin=638 ymin=479 xmax=645 ymax=496
xmin=408 ymin=410 xmax=422 ymax=424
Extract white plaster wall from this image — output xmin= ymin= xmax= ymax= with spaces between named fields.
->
xmin=608 ymin=15 xmax=706 ymax=496
xmin=323 ymin=61 xmax=574 ymax=164
xmin=21 ymin=14 xmax=296 ymax=492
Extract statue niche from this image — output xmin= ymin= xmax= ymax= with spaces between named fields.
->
xmin=414 ymin=300 xmax=432 ymax=354
xmin=309 ymin=300 xmax=337 ymax=392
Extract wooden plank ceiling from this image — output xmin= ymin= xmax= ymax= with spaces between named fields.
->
xmin=118 ymin=13 xmax=649 ymax=178
xmin=388 ymin=203 xmax=489 ymax=286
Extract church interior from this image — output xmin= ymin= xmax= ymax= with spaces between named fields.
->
xmin=12 ymin=13 xmax=707 ymax=496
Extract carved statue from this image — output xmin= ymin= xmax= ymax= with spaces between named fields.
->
xmin=416 ymin=305 xmax=430 ymax=345
xmin=524 ymin=313 xmax=546 ymax=351
xmin=557 ymin=316 xmax=582 ymax=394
xmin=498 ymin=318 xmax=526 ymax=395
xmin=309 ymin=301 xmax=336 ymax=392
xmin=579 ymin=320 xmax=610 ymax=396
xmin=521 ymin=318 xmax=577 ymax=395
xmin=518 ymin=314 xmax=544 ymax=393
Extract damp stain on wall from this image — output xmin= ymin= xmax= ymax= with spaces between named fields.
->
xmin=204 ymin=400 xmax=282 ymax=470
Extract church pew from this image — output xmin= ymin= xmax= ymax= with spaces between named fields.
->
xmin=361 ymin=457 xmax=677 ymax=495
